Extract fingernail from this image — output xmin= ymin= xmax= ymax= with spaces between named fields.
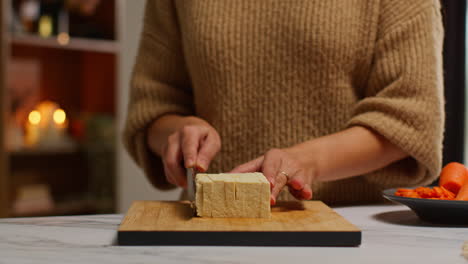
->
xmin=186 ymin=159 xmax=194 ymax=168
xmin=302 ymin=190 xmax=312 ymax=200
xmin=270 ymin=196 xmax=276 ymax=205
xmin=292 ymin=181 xmax=302 ymax=190
xmin=195 ymin=164 xmax=206 ymax=172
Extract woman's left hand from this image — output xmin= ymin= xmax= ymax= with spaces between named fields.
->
xmin=230 ymin=148 xmax=315 ymax=205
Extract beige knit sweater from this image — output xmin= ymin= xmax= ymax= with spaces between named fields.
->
xmin=124 ymin=0 xmax=444 ymax=205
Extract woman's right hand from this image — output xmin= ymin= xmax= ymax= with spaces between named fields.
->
xmin=147 ymin=115 xmax=221 ymax=188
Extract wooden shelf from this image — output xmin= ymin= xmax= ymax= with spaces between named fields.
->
xmin=10 ymin=148 xmax=80 ymax=156
xmin=11 ymin=198 xmax=98 ymax=217
xmin=9 ymin=34 xmax=119 ymax=54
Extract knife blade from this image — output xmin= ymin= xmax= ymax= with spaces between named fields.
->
xmin=186 ymin=167 xmax=195 ymax=202
xmin=186 ymin=167 xmax=197 ymax=216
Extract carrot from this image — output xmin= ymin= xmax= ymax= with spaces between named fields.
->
xmin=438 ymin=162 xmax=468 ymax=195
xmin=394 ymin=186 xmax=455 ymax=200
xmin=415 ymin=187 xmax=434 ymax=198
xmin=433 ymin=186 xmax=455 ymax=200
xmin=455 ymin=181 xmax=468 ymax=201
xmin=395 ymin=188 xmax=420 ymax=198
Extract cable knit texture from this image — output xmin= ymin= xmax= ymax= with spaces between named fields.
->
xmin=124 ymin=0 xmax=444 ymax=205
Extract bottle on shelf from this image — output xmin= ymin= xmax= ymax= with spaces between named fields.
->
xmin=38 ymin=0 xmax=63 ymax=38
xmin=18 ymin=0 xmax=40 ymax=34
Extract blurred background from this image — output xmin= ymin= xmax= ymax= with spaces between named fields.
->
xmin=0 ymin=0 xmax=465 ymax=218
xmin=0 ymin=0 xmax=180 ymax=218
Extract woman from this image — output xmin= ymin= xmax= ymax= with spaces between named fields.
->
xmin=124 ymin=0 xmax=444 ymax=205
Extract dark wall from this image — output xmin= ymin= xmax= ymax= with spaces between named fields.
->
xmin=441 ymin=0 xmax=466 ymax=166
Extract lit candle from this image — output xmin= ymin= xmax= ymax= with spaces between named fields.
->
xmin=25 ymin=110 xmax=41 ymax=147
xmin=52 ymin=108 xmax=68 ymax=138
xmin=24 ymin=101 xmax=74 ymax=150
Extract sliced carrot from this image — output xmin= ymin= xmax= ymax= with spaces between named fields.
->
xmin=414 ymin=187 xmax=434 ymax=198
xmin=433 ymin=186 xmax=455 ymax=200
xmin=455 ymin=181 xmax=468 ymax=201
xmin=432 ymin=186 xmax=444 ymax=198
xmin=441 ymin=187 xmax=456 ymax=199
xmin=394 ymin=186 xmax=455 ymax=200
xmin=438 ymin=162 xmax=468 ymax=195
xmin=395 ymin=188 xmax=419 ymax=198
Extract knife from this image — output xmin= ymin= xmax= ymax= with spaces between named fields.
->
xmin=186 ymin=167 xmax=197 ymax=214
xmin=186 ymin=167 xmax=196 ymax=201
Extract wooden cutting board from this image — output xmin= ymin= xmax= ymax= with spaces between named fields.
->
xmin=118 ymin=201 xmax=361 ymax=246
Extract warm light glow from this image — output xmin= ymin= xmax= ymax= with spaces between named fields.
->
xmin=57 ymin=33 xmax=70 ymax=46
xmin=53 ymin=109 xmax=66 ymax=125
xmin=38 ymin=15 xmax=53 ymax=38
xmin=28 ymin=110 xmax=41 ymax=125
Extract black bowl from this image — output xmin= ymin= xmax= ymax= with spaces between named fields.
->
xmin=382 ymin=188 xmax=468 ymax=225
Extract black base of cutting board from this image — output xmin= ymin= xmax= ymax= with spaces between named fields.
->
xmin=118 ymin=231 xmax=361 ymax=247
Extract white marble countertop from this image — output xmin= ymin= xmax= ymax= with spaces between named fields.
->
xmin=0 ymin=204 xmax=467 ymax=264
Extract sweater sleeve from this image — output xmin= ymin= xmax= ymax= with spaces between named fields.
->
xmin=346 ymin=1 xmax=444 ymax=188
xmin=123 ymin=0 xmax=193 ymax=190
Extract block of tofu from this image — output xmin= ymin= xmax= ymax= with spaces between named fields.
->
xmin=195 ymin=173 xmax=271 ymax=218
